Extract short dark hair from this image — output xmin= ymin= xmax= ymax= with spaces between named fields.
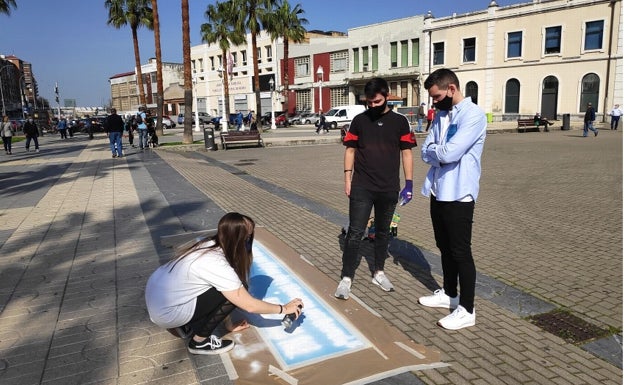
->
xmin=364 ymin=77 xmax=389 ymax=99
xmin=424 ymin=68 xmax=460 ymax=91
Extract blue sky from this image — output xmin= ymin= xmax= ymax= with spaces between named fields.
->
xmin=0 ymin=0 xmax=524 ymax=107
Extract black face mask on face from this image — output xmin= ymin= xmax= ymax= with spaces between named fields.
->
xmin=435 ymin=95 xmax=453 ymax=111
xmin=368 ymin=100 xmax=388 ymax=120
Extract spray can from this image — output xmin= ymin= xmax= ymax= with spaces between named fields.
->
xmin=281 ymin=304 xmax=303 ymax=329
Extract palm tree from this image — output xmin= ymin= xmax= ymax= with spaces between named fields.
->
xmin=0 ymin=0 xmax=17 ymax=15
xmin=105 ymin=0 xmax=153 ymax=107
xmin=181 ymin=0 xmax=193 ymax=143
xmin=232 ymin=0 xmax=276 ymax=121
xmin=201 ymin=1 xmax=246 ymax=131
xmin=265 ymin=0 xmax=307 ymax=112
xmin=151 ymin=0 xmax=164 ymax=136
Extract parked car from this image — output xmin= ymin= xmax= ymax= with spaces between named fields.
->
xmin=287 ymin=112 xmax=309 ymax=125
xmin=177 ymin=112 xmax=211 ymax=125
xmin=274 ymin=113 xmax=289 ymax=127
xmin=260 ymin=111 xmax=286 ymax=126
xmin=300 ymin=113 xmax=321 ymax=125
xmin=151 ymin=115 xmax=176 ymax=129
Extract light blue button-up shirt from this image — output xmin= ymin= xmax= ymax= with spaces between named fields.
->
xmin=421 ymin=97 xmax=487 ymax=202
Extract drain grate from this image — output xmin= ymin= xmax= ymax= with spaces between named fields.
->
xmin=528 ymin=309 xmax=610 ymax=344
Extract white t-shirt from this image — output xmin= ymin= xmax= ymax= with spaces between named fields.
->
xmin=145 ymin=242 xmax=243 ymax=328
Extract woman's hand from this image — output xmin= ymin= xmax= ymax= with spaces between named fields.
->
xmin=229 ymin=319 xmax=250 ymax=332
xmin=283 ymin=298 xmax=304 ymax=319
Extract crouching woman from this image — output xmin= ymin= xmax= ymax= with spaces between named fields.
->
xmin=145 ymin=212 xmax=304 ymax=355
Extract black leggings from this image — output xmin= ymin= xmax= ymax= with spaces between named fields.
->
xmin=186 ymin=287 xmax=236 ymax=338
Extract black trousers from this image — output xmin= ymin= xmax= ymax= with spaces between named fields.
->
xmin=430 ymin=196 xmax=476 ymax=313
xmin=187 ymin=287 xmax=236 ymax=338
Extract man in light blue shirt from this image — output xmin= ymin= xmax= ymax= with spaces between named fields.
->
xmin=418 ymin=68 xmax=486 ymax=330
xmin=137 ymin=106 xmax=148 ymax=150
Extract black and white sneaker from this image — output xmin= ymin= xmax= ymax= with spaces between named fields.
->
xmin=188 ymin=335 xmax=234 ymax=355
xmin=172 ymin=325 xmax=193 ymax=339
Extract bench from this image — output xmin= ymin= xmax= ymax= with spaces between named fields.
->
xmin=220 ymin=130 xmax=264 ymax=150
xmin=517 ymin=118 xmax=541 ymax=133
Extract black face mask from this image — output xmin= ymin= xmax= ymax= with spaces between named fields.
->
xmin=368 ymin=101 xmax=388 ymax=120
xmin=435 ymin=95 xmax=453 ymax=111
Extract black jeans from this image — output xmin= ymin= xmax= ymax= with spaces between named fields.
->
xmin=187 ymin=287 xmax=236 ymax=338
xmin=341 ymin=186 xmax=398 ymax=279
xmin=430 ymin=196 xmax=476 ymax=313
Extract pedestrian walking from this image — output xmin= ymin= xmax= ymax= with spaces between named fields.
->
xmin=1 ymin=115 xmax=14 ymax=154
xmin=105 ymin=108 xmax=125 ymax=158
xmin=335 ymin=77 xmax=416 ymax=300
xmin=145 ymin=212 xmax=304 ymax=355
xmin=416 ymin=102 xmax=426 ymax=132
xmin=583 ymin=102 xmax=598 ymax=137
xmin=608 ymin=104 xmax=622 ymax=130
xmin=315 ymin=113 xmax=329 ymax=134
xmin=23 ymin=116 xmax=40 ymax=152
xmin=426 ymin=105 xmax=435 ymax=131
xmin=418 ymin=68 xmax=487 ymax=330
xmin=57 ymin=118 xmax=68 ymax=139
xmin=137 ymin=107 xmax=148 ymax=150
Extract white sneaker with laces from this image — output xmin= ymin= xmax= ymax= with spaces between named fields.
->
xmin=418 ymin=288 xmax=459 ymax=309
xmin=335 ymin=277 xmax=352 ymax=300
xmin=372 ymin=271 xmax=394 ymax=292
xmin=437 ymin=305 xmax=476 ymax=330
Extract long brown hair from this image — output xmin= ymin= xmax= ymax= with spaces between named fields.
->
xmin=168 ymin=212 xmax=255 ymax=285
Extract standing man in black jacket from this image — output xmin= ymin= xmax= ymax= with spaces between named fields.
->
xmin=105 ymin=108 xmax=125 ymax=158
xmin=23 ymin=116 xmax=40 ymax=153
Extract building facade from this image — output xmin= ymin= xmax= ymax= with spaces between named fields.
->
xmin=0 ymin=55 xmax=39 ymax=118
xmin=190 ymin=30 xmax=281 ymax=117
xmin=422 ymin=0 xmax=623 ymax=122
xmin=109 ymin=58 xmax=184 ymax=115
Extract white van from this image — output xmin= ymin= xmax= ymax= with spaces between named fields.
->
xmin=323 ymin=104 xmax=366 ymax=129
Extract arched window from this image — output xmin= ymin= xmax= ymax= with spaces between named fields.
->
xmin=579 ymin=73 xmax=600 ymax=112
xmin=505 ymin=79 xmax=520 ymax=114
xmin=465 ymin=81 xmax=478 ymax=105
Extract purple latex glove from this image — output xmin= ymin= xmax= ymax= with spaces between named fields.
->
xmin=399 ymin=180 xmax=413 ymax=206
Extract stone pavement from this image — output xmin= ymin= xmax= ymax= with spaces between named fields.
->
xmin=0 ymin=122 xmax=621 ymax=385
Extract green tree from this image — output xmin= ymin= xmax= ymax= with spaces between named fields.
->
xmin=265 ymin=0 xmax=307 ymax=112
xmin=0 ymin=0 xmax=17 ymax=15
xmin=200 ymin=1 xmax=246 ymax=132
xmin=181 ymin=0 xmax=193 ymax=143
xmin=150 ymin=0 xmax=164 ymax=135
xmin=232 ymin=0 xmax=276 ymax=122
xmin=105 ymin=0 xmax=153 ymax=107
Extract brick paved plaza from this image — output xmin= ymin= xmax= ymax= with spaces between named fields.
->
xmin=0 ymin=126 xmax=621 ymax=384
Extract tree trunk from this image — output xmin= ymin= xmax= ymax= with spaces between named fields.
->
xmin=252 ymin=33 xmax=262 ymax=128
xmin=222 ymin=49 xmax=231 ymax=126
xmin=283 ymin=39 xmax=289 ymax=112
xmin=132 ymin=27 xmax=146 ymax=107
xmin=181 ymin=0 xmax=193 ymax=144
xmin=152 ymin=0 xmax=164 ymax=136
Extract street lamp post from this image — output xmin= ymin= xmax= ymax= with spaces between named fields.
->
xmin=192 ymin=75 xmax=200 ymax=132
xmin=217 ymin=66 xmax=228 ymax=132
xmin=316 ymin=65 xmax=324 ymax=114
xmin=269 ymin=77 xmax=276 ymax=130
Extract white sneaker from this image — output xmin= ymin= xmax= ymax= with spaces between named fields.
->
xmin=372 ymin=271 xmax=394 ymax=292
xmin=335 ymin=277 xmax=352 ymax=300
xmin=437 ymin=305 xmax=475 ymax=330
xmin=418 ymin=288 xmax=459 ymax=309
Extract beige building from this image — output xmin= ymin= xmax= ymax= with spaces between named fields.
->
xmin=191 ymin=30 xmax=281 ymax=117
xmin=109 ymin=58 xmax=184 ymax=115
xmin=422 ymin=0 xmax=623 ymax=122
